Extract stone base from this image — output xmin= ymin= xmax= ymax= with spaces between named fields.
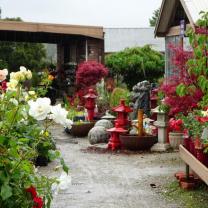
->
xmin=151 ymin=143 xmax=171 ymax=152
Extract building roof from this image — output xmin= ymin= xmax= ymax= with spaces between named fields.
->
xmin=0 ymin=20 xmax=104 ymax=42
xmin=155 ymin=0 xmax=208 ymax=37
xmin=104 ymin=28 xmax=165 ymax=53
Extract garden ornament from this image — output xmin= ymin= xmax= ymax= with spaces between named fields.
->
xmin=131 ymin=80 xmax=151 ymax=119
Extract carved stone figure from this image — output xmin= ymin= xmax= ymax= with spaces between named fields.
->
xmin=131 ymin=80 xmax=151 ymax=119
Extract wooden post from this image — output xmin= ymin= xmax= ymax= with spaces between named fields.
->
xmin=85 ymin=38 xmax=88 ymax=61
xmin=137 ymin=109 xmax=143 ymax=136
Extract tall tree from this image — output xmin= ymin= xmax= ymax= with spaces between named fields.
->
xmin=105 ymin=45 xmax=164 ymax=89
xmin=149 ymin=8 xmax=160 ymax=27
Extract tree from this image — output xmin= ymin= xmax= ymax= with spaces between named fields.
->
xmin=0 ymin=17 xmax=47 ymax=71
xmin=105 ymin=45 xmax=164 ymax=89
xmin=149 ymin=8 xmax=160 ymax=27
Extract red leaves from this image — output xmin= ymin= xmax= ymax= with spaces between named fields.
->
xmin=26 ymin=186 xmax=43 ymax=208
xmin=76 ymin=61 xmax=108 ymax=87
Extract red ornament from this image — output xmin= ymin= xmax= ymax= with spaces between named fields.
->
xmin=83 ymin=89 xmax=97 ymax=121
xmin=107 ymin=122 xmax=128 ymax=150
xmin=112 ymin=99 xmax=132 ymax=128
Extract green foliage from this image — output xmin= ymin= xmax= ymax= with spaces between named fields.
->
xmin=164 ymin=181 xmax=208 ymax=208
xmin=185 ymin=11 xmax=208 ymax=108
xmin=105 ymin=45 xmax=164 ymax=89
xmin=149 ymin=8 xmax=160 ymax=27
xmin=109 ymin=87 xmax=130 ymax=108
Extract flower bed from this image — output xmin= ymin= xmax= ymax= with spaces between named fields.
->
xmin=0 ymin=67 xmax=72 ymax=207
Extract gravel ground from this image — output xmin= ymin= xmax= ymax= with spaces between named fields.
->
xmin=40 ymin=124 xmax=185 ymax=208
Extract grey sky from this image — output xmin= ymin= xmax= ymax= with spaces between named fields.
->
xmin=0 ymin=0 xmax=162 ymax=27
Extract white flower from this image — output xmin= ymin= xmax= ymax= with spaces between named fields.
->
xmin=20 ymin=66 xmax=27 ymax=73
xmin=63 ymin=119 xmax=73 ymax=129
xmin=9 ymin=98 xmax=18 ymax=106
xmin=2 ymin=69 xmax=8 ymax=76
xmin=7 ymin=79 xmax=18 ymax=91
xmin=28 ymin=90 xmax=35 ymax=96
xmin=50 ymin=104 xmax=70 ymax=126
xmin=26 ymin=70 xmax=32 ymax=79
xmin=201 ymin=110 xmax=208 ymax=117
xmin=28 ymin=97 xmax=51 ymax=120
xmin=52 ymin=172 xmax=72 ymax=195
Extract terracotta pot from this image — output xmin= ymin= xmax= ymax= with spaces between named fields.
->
xmin=70 ymin=122 xmax=95 ymax=137
xmin=179 ymin=178 xmax=196 ymax=190
xmin=169 ymin=132 xmax=183 ymax=149
xmin=119 ymin=134 xmax=157 ymax=150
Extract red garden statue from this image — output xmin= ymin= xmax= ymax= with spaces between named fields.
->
xmin=107 ymin=99 xmax=132 ymax=150
xmin=112 ymin=99 xmax=132 ymax=128
xmin=83 ymin=89 xmax=97 ymax=121
xmin=107 ymin=122 xmax=128 ymax=150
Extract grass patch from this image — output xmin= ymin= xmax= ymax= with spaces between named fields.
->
xmin=163 ymin=181 xmax=208 ymax=208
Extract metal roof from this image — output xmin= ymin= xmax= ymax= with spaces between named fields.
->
xmin=104 ymin=28 xmax=165 ymax=53
xmin=182 ymin=0 xmax=208 ymax=23
xmin=155 ymin=0 xmax=208 ymax=37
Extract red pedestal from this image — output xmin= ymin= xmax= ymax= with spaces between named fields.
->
xmin=108 ymin=132 xmax=122 ymax=151
xmin=107 ymin=123 xmax=128 ymax=151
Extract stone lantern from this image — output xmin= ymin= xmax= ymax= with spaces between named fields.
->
xmin=151 ymin=108 xmax=170 ymax=152
xmin=107 ymin=122 xmax=128 ymax=150
xmin=112 ymin=99 xmax=133 ymax=128
xmin=83 ymin=89 xmax=97 ymax=121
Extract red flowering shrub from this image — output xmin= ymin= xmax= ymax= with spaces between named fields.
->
xmin=26 ymin=186 xmax=43 ymax=208
xmin=159 ymin=44 xmax=203 ymax=116
xmin=76 ymin=61 xmax=108 ymax=87
xmin=169 ymin=118 xmax=184 ymax=132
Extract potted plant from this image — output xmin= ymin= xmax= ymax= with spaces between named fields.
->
xmin=168 ymin=118 xmax=184 ymax=149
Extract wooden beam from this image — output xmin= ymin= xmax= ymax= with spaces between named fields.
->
xmin=0 ymin=20 xmax=104 ymax=39
xmin=166 ymin=24 xmax=191 ymax=36
xmin=179 ymin=145 xmax=208 ymax=185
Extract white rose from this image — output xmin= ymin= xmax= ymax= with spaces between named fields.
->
xmin=9 ymin=98 xmax=18 ymax=106
xmin=20 ymin=66 xmax=27 ymax=73
xmin=28 ymin=97 xmax=51 ymax=120
xmin=28 ymin=91 xmax=35 ymax=96
xmin=26 ymin=70 xmax=32 ymax=80
xmin=50 ymin=104 xmax=70 ymax=126
xmin=7 ymin=79 xmax=18 ymax=91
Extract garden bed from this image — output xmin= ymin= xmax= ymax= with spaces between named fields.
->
xmin=179 ymin=145 xmax=208 ymax=185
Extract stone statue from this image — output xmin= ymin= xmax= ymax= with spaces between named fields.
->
xmin=131 ymin=80 xmax=151 ymax=119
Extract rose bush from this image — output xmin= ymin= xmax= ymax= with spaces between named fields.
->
xmin=0 ymin=67 xmax=72 ymax=207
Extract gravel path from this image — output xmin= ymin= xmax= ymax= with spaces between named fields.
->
xmin=41 ymin=124 xmax=184 ymax=208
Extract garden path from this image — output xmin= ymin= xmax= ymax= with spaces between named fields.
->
xmin=41 ymin=124 xmax=184 ymax=208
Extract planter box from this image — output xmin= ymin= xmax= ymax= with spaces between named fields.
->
xmin=179 ymin=145 xmax=208 ymax=185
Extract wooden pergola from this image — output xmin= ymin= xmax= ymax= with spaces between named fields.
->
xmin=0 ymin=20 xmax=104 ymax=71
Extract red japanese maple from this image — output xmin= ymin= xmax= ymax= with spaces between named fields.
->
xmin=76 ymin=61 xmax=108 ymax=87
xmin=159 ymin=44 xmax=203 ymax=116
